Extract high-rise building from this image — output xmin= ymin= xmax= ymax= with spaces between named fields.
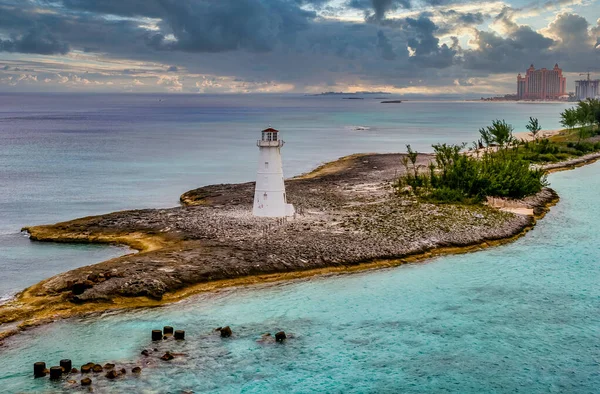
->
xmin=575 ymin=79 xmax=599 ymax=100
xmin=516 ymin=64 xmax=566 ymax=100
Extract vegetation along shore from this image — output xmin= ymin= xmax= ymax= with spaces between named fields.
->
xmin=2 ymin=100 xmax=600 ymax=341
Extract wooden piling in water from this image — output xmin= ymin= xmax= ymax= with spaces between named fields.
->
xmin=49 ymin=366 xmax=63 ymax=380
xmin=60 ymin=359 xmax=72 ymax=372
xmin=152 ymin=329 xmax=162 ymax=341
xmin=34 ymin=362 xmax=46 ymax=378
xmin=174 ymin=330 xmax=185 ymax=340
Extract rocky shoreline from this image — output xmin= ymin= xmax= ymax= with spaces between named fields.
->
xmin=0 ymin=153 xmax=565 ymax=340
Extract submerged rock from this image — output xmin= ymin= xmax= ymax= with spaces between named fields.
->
xmin=275 ymin=331 xmax=287 ymax=342
xmin=219 ymin=326 xmax=232 ymax=338
xmin=160 ymin=352 xmax=174 ymax=361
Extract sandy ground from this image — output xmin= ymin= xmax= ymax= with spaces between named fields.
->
xmin=514 ymin=128 xmax=563 ymax=142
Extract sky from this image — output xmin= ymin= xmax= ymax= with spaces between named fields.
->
xmin=0 ymin=0 xmax=599 ymax=96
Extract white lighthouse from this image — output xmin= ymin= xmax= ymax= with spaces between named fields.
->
xmin=252 ymin=127 xmax=295 ymax=217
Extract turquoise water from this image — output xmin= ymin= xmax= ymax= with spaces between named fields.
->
xmin=1 ymin=162 xmax=598 ymax=393
xmin=0 ymin=94 xmax=572 ymax=300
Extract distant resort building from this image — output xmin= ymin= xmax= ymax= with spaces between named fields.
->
xmin=517 ymin=64 xmax=567 ymax=101
xmin=575 ymin=76 xmax=600 ymax=100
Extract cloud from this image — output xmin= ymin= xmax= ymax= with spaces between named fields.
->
xmin=376 ymin=30 xmax=396 ymax=59
xmin=0 ymin=0 xmax=599 ymax=94
xmin=0 ymin=28 xmax=69 ymax=55
xmin=59 ymin=0 xmax=166 ymax=18
xmin=543 ymin=12 xmax=591 ymax=49
xmin=348 ymin=0 xmax=411 ymax=20
xmin=463 ymin=14 xmax=556 ymax=72
xmin=150 ymin=0 xmax=316 ymax=53
xmin=157 ymin=75 xmax=183 ymax=92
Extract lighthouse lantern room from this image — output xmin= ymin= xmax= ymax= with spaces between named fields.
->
xmin=253 ymin=127 xmax=295 ymax=217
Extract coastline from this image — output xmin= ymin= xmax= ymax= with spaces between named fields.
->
xmin=0 ymin=149 xmax=591 ymax=342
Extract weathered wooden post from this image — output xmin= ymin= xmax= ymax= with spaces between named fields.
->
xmin=174 ymin=330 xmax=185 ymax=340
xmin=49 ymin=366 xmax=63 ymax=380
xmin=152 ymin=329 xmax=162 ymax=341
xmin=60 ymin=359 xmax=72 ymax=372
xmin=34 ymin=362 xmax=46 ymax=378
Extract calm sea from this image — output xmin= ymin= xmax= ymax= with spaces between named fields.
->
xmin=0 ymin=153 xmax=598 ymax=392
xmin=1 ymin=94 xmax=595 ymax=393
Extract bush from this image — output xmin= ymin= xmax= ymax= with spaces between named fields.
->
xmin=554 ymin=153 xmax=571 ymax=161
xmin=537 ymin=153 xmax=558 ymax=162
xmin=398 ymin=143 xmax=548 ymax=203
xmin=575 ymin=142 xmax=594 ymax=153
xmin=426 ymin=187 xmax=468 ymax=203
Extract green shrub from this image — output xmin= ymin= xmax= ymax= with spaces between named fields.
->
xmin=426 ymin=187 xmax=468 ymax=203
xmin=398 ymin=143 xmax=548 ymax=203
xmin=575 ymin=142 xmax=594 ymax=153
xmin=537 ymin=153 xmax=558 ymax=162
xmin=554 ymin=153 xmax=571 ymax=161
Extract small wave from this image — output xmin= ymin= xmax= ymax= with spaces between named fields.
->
xmin=347 ymin=125 xmax=371 ymax=131
xmin=0 ymin=293 xmax=15 ymax=305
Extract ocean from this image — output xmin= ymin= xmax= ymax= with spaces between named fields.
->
xmin=3 ymin=93 xmax=595 ymax=392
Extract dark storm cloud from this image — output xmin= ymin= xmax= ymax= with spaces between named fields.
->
xmin=463 ymin=26 xmax=555 ymax=72
xmin=1 ymin=0 xmax=599 ymax=93
xmin=0 ymin=28 xmax=69 ymax=55
xmin=0 ymin=2 xmax=155 ymax=56
xmin=348 ymin=0 xmax=463 ymax=20
xmin=375 ymin=15 xmax=457 ymax=68
xmin=439 ymin=10 xmax=485 ymax=26
xmin=59 ymin=0 xmax=166 ymax=18
xmin=149 ymin=0 xmax=316 ymax=53
xmin=348 ymin=0 xmax=411 ymax=20
xmin=376 ymin=30 xmax=396 ymax=59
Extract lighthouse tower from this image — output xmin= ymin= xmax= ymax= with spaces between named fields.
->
xmin=253 ymin=127 xmax=295 ymax=217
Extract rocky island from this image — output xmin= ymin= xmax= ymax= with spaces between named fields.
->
xmin=0 ymin=152 xmax=564 ymax=340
